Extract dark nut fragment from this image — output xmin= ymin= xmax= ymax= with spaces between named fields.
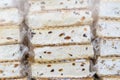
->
xmin=72 ymin=63 xmax=75 ymax=66
xmin=69 ymin=54 xmax=73 ymax=56
xmin=47 ymin=64 xmax=51 ymax=67
xmin=64 ymin=36 xmax=71 ymax=40
xmin=47 ymin=52 xmax=52 ymax=54
xmin=59 ymin=33 xmax=65 ymax=37
xmin=14 ymin=64 xmax=19 ymax=68
xmin=82 ymin=68 xmax=85 ymax=71
xmin=48 ymin=31 xmax=52 ymax=34
xmin=86 ymin=47 xmax=88 ymax=50
xmin=61 ymin=73 xmax=63 ymax=75
xmin=81 ymin=63 xmax=85 ymax=66
xmin=50 ymin=69 xmax=54 ymax=72
xmin=39 ymin=56 xmax=42 ymax=58
xmin=83 ymin=34 xmax=87 ymax=37
xmin=58 ymin=68 xmax=63 ymax=72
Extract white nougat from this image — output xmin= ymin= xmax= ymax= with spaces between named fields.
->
xmin=99 ymin=39 xmax=120 ymax=57
xmin=0 ymin=8 xmax=23 ymax=25
xmin=34 ymin=45 xmax=94 ymax=62
xmin=99 ymin=0 xmax=120 ymax=18
xmin=26 ymin=10 xmax=92 ymax=28
xmin=0 ymin=44 xmax=23 ymax=62
xmin=31 ymin=60 xmax=91 ymax=78
xmin=0 ymin=0 xmax=17 ymax=8
xmin=28 ymin=0 xmax=90 ymax=12
xmin=0 ymin=26 xmax=21 ymax=45
xmin=30 ymin=26 xmax=91 ymax=46
xmin=96 ymin=19 xmax=120 ymax=38
xmin=0 ymin=62 xmax=22 ymax=78
xmin=96 ymin=57 xmax=120 ymax=76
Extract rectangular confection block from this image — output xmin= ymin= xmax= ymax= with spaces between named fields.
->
xmin=34 ymin=44 xmax=94 ymax=62
xmin=26 ymin=10 xmax=92 ymax=28
xmin=0 ymin=0 xmax=19 ymax=8
xmin=0 ymin=62 xmax=23 ymax=78
xmin=0 ymin=8 xmax=23 ymax=25
xmin=31 ymin=60 xmax=91 ymax=78
xmin=30 ymin=26 xmax=91 ymax=46
xmin=99 ymin=39 xmax=120 ymax=57
xmin=28 ymin=0 xmax=90 ymax=12
xmin=96 ymin=19 xmax=120 ymax=38
xmin=96 ymin=57 xmax=120 ymax=76
xmin=0 ymin=44 xmax=24 ymax=62
xmin=0 ymin=26 xmax=22 ymax=45
xmin=99 ymin=0 xmax=120 ymax=18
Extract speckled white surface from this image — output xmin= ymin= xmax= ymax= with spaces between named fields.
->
xmin=26 ymin=10 xmax=92 ymax=28
xmin=96 ymin=19 xmax=120 ymax=38
xmin=0 ymin=62 xmax=22 ymax=78
xmin=28 ymin=0 xmax=90 ymax=12
xmin=99 ymin=0 xmax=120 ymax=18
xmin=34 ymin=45 xmax=94 ymax=62
xmin=32 ymin=60 xmax=91 ymax=78
xmin=0 ymin=26 xmax=21 ymax=45
xmin=0 ymin=8 xmax=23 ymax=25
xmin=0 ymin=44 xmax=23 ymax=62
xmin=96 ymin=57 xmax=120 ymax=76
xmin=0 ymin=0 xmax=15 ymax=8
xmin=30 ymin=26 xmax=91 ymax=46
xmin=100 ymin=39 xmax=120 ymax=57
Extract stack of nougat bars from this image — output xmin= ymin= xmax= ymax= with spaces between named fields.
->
xmin=95 ymin=0 xmax=120 ymax=80
xmin=0 ymin=0 xmax=120 ymax=80
xmin=26 ymin=0 xmax=94 ymax=80
xmin=0 ymin=0 xmax=27 ymax=80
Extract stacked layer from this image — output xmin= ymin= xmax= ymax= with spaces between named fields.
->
xmin=0 ymin=0 xmax=26 ymax=79
xmin=95 ymin=0 xmax=120 ymax=79
xmin=26 ymin=0 xmax=94 ymax=79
